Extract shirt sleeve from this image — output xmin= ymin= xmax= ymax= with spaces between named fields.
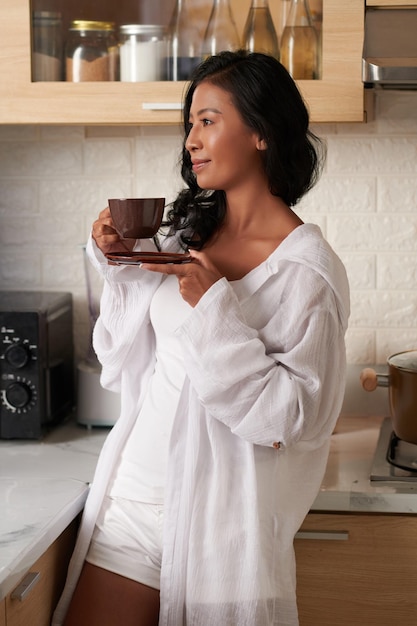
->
xmin=86 ymin=235 xmax=162 ymax=392
xmin=176 ymin=268 xmax=346 ymax=449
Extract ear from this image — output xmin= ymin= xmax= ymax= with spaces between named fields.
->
xmin=256 ymin=138 xmax=267 ymax=151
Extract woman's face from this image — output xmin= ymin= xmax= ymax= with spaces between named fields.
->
xmin=185 ymin=81 xmax=264 ymax=192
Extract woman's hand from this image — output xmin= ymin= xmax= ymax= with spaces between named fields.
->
xmin=92 ymin=207 xmax=135 ymax=255
xmin=141 ymin=249 xmax=223 ymax=307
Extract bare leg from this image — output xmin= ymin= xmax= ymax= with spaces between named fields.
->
xmin=63 ymin=562 xmax=160 ymax=626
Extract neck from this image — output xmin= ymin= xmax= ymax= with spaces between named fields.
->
xmin=222 ymin=186 xmax=289 ymax=237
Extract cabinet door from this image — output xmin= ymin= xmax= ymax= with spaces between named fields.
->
xmin=0 ymin=0 xmax=185 ymax=125
xmin=295 ymin=513 xmax=417 ymax=626
xmin=6 ymin=520 xmax=78 ymax=626
xmin=0 ymin=0 xmax=365 ymax=124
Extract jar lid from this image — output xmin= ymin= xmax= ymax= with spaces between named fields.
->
xmin=388 ymin=350 xmax=417 ymax=373
xmin=119 ymin=24 xmax=165 ymax=36
xmin=33 ymin=11 xmax=62 ymax=20
xmin=70 ymin=20 xmax=115 ymax=32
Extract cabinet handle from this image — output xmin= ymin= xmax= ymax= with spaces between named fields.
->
xmin=142 ymin=102 xmax=183 ymax=111
xmin=295 ymin=530 xmax=349 ymax=541
xmin=11 ymin=571 xmax=40 ymax=601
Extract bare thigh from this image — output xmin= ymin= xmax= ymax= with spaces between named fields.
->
xmin=63 ymin=562 xmax=160 ymax=626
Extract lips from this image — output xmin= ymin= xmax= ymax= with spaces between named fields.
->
xmin=191 ymin=159 xmax=210 ymax=173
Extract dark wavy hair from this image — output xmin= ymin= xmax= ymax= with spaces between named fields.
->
xmin=163 ymin=49 xmax=324 ymax=250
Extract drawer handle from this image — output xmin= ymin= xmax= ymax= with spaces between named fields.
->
xmin=295 ymin=530 xmax=349 ymax=541
xmin=11 ymin=571 xmax=40 ymax=601
xmin=142 ymin=102 xmax=183 ymax=111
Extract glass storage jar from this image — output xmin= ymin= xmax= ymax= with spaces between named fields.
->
xmin=32 ymin=11 xmax=63 ymax=81
xmin=119 ymin=24 xmax=165 ymax=82
xmin=65 ymin=20 xmax=118 ymax=82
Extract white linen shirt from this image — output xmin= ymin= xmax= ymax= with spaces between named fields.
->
xmin=53 ymin=223 xmax=350 ymax=626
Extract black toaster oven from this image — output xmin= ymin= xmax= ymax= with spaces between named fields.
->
xmin=0 ymin=290 xmax=74 ymax=439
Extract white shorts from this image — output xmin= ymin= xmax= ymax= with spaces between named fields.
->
xmin=86 ymin=495 xmax=164 ymax=590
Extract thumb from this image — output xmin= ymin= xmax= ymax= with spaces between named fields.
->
xmin=188 ymin=248 xmax=218 ymax=272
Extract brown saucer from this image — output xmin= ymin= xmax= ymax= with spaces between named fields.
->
xmin=105 ymin=251 xmax=192 ymax=265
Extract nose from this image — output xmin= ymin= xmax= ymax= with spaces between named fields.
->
xmin=185 ymin=125 xmax=201 ymax=153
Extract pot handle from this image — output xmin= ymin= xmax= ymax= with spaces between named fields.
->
xmin=360 ymin=368 xmax=389 ymax=392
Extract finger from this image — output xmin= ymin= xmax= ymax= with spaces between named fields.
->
xmin=139 ymin=262 xmax=192 ymax=275
xmin=188 ymin=249 xmax=219 ymax=273
xmin=98 ymin=213 xmax=116 ymax=229
xmin=98 ymin=207 xmax=111 ymax=219
xmin=93 ymin=216 xmax=117 ymax=239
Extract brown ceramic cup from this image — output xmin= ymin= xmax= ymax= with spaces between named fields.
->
xmin=108 ymin=197 xmax=165 ymax=239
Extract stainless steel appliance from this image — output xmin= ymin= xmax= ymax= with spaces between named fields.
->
xmin=361 ymin=352 xmax=417 ymax=445
xmin=363 ymin=7 xmax=417 ymax=89
xmin=0 ymin=290 xmax=74 ymax=439
xmin=371 ymin=417 xmax=417 ymax=482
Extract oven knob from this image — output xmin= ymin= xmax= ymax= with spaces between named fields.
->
xmin=5 ymin=381 xmax=32 ymax=409
xmin=4 ymin=343 xmax=30 ymax=369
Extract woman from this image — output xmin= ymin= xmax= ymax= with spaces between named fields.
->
xmin=54 ymin=50 xmax=349 ymax=626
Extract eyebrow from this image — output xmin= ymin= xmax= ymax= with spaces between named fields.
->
xmin=191 ymin=107 xmax=223 ymax=117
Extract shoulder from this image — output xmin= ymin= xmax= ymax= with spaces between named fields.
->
xmin=268 ymin=224 xmax=350 ymax=326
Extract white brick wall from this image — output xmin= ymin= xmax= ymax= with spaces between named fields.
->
xmin=0 ymin=91 xmax=416 ymax=367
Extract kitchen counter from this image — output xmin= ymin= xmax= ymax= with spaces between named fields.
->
xmin=0 ymin=418 xmax=108 ymax=602
xmin=316 ymin=414 xmax=417 ymax=513
xmin=1 ymin=413 xmax=417 ymax=602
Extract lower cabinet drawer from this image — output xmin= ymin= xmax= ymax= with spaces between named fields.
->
xmin=5 ymin=519 xmax=78 ymax=626
xmin=295 ymin=513 xmax=417 ymax=626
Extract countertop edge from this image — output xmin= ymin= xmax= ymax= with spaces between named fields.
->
xmin=0 ymin=486 xmax=88 ymax=602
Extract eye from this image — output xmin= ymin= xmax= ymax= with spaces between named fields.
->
xmin=202 ymin=118 xmax=213 ymax=126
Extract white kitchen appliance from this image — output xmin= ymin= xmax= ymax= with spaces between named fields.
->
xmin=77 ymin=245 xmax=120 ymax=428
xmin=77 ymin=358 xmax=120 ymax=428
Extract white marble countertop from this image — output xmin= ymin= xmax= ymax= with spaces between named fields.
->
xmin=314 ymin=414 xmax=417 ymax=513
xmin=0 ymin=418 xmax=108 ymax=602
xmin=1 ymin=413 xmax=417 ymax=602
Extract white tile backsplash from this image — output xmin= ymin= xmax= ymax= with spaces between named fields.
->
xmin=0 ymin=140 xmax=83 ymax=177
xmin=0 ymin=91 xmax=416 ymax=379
xmin=299 ymin=175 xmax=377 ymax=213
xmin=378 ymin=254 xmax=417 ymax=290
xmin=327 ymin=136 xmax=417 ymax=175
xmin=328 ymin=214 xmax=417 ymax=251
xmin=83 ymin=139 xmax=133 ymax=176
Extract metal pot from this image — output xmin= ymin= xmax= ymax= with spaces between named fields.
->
xmin=360 ymin=350 xmax=417 ymax=445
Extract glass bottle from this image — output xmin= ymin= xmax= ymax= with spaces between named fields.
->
xmin=165 ymin=0 xmax=202 ymax=81
xmin=279 ymin=0 xmax=291 ymax=36
xmin=309 ymin=0 xmax=322 ymax=79
xmin=32 ymin=11 xmax=63 ymax=81
xmin=243 ymin=0 xmax=279 ymax=60
xmin=280 ymin=0 xmax=319 ymax=80
xmin=202 ymin=0 xmax=240 ymax=59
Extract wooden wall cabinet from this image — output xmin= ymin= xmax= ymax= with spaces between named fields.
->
xmin=0 ymin=0 xmax=365 ymax=125
xmin=295 ymin=513 xmax=417 ymax=626
xmin=2 ymin=521 xmax=77 ymax=626
xmin=367 ymin=0 xmax=416 ymax=6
